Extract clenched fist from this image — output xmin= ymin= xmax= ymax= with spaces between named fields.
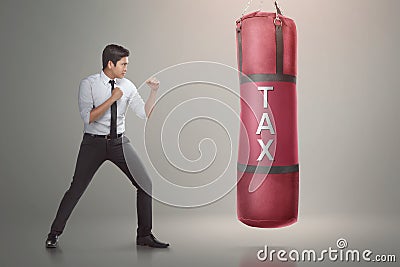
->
xmin=146 ymin=77 xmax=160 ymax=91
xmin=111 ymin=87 xmax=123 ymax=102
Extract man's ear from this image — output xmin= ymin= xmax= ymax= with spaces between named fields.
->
xmin=107 ymin=60 xmax=115 ymax=69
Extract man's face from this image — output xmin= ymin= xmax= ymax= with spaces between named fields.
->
xmin=111 ymin=56 xmax=128 ymax=79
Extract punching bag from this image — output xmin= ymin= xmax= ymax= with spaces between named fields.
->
xmin=236 ymin=2 xmax=299 ymax=228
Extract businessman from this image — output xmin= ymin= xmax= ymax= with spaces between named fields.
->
xmin=46 ymin=44 xmax=169 ymax=248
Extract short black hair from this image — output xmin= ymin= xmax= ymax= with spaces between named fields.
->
xmin=102 ymin=44 xmax=130 ymax=70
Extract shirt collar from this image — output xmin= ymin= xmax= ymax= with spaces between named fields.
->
xmin=100 ymin=70 xmax=121 ymax=86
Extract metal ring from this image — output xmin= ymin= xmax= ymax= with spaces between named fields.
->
xmin=274 ymin=16 xmax=282 ymax=26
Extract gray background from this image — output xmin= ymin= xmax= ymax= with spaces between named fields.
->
xmin=0 ymin=0 xmax=399 ymax=266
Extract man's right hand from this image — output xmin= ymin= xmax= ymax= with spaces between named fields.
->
xmin=111 ymin=87 xmax=123 ymax=102
xmin=89 ymin=87 xmax=123 ymax=124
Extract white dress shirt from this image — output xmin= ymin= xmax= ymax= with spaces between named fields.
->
xmin=78 ymin=71 xmax=146 ymax=135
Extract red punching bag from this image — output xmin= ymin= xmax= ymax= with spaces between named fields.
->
xmin=236 ymin=2 xmax=299 ymax=228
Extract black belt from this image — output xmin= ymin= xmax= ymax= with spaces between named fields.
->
xmin=84 ymin=133 xmax=124 ymax=139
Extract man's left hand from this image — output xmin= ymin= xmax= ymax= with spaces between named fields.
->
xmin=146 ymin=77 xmax=160 ymax=91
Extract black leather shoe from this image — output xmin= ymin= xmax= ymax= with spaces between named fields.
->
xmin=45 ymin=234 xmax=59 ymax=248
xmin=136 ymin=234 xmax=169 ymax=248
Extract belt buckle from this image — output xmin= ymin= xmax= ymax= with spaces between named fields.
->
xmin=105 ymin=134 xmax=112 ymax=140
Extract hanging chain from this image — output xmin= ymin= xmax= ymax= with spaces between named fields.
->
xmin=241 ymin=0 xmax=255 ymax=17
xmin=275 ymin=1 xmax=283 ymax=15
xmin=241 ymin=0 xmax=283 ymax=17
xmin=274 ymin=1 xmax=282 ymax=25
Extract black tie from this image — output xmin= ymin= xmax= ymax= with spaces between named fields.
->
xmin=109 ymin=80 xmax=117 ymax=139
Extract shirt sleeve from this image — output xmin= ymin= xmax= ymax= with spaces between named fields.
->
xmin=129 ymin=84 xmax=147 ymax=120
xmin=78 ymin=78 xmax=93 ymax=124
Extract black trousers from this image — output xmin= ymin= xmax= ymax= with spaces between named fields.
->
xmin=49 ymin=134 xmax=152 ymax=237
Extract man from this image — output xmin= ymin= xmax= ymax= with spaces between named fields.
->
xmin=45 ymin=44 xmax=169 ymax=249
